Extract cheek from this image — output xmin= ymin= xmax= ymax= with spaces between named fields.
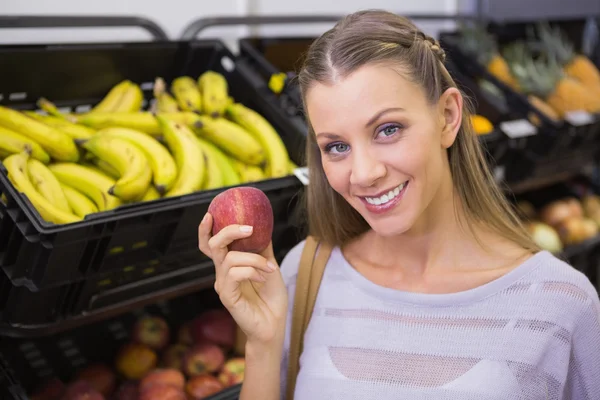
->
xmin=322 ymin=159 xmax=351 ymax=194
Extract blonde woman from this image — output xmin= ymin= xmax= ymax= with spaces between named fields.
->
xmin=198 ymin=10 xmax=600 ymax=400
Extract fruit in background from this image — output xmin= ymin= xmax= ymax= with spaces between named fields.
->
xmin=27 ymin=158 xmax=71 ymax=214
xmin=157 ymin=116 xmax=206 ymax=198
xmin=153 ymin=77 xmax=180 ymax=113
xmin=131 ymin=316 xmax=171 ymax=351
xmin=75 ymin=112 xmax=162 ymax=135
xmin=0 ymin=126 xmax=51 ymax=163
xmin=470 ymin=114 xmax=494 ymax=135
xmin=582 ymin=195 xmax=600 ymax=217
xmin=30 ymin=378 xmax=65 ymax=400
xmin=27 ymin=113 xmax=96 ymax=140
xmin=564 ymin=197 xmax=583 ymax=219
xmin=139 ymin=369 xmax=185 ymax=391
xmin=218 ymin=357 xmax=246 ymax=387
xmin=177 ymin=322 xmax=194 ymax=345
xmin=97 ymin=127 xmax=178 ymax=194
xmin=208 ymin=186 xmax=274 ymax=253
xmin=556 ymin=216 xmax=598 ymax=246
xmin=138 ymin=384 xmax=187 ymax=400
xmin=89 ymin=80 xmax=135 ymax=114
xmin=161 ymin=344 xmax=190 ymax=370
xmin=516 ymin=200 xmax=537 ymax=220
xmin=194 ymin=136 xmax=241 ymax=187
xmin=199 ymin=71 xmax=229 ymax=118
xmin=183 ymin=343 xmax=226 ymax=376
xmin=226 ymin=102 xmax=290 ymax=178
xmin=142 ymin=185 xmax=161 ymax=201
xmin=115 ymin=343 xmax=158 ymax=380
xmin=539 ymin=199 xmax=574 ymax=228
xmin=61 ymin=380 xmax=105 ymax=400
xmin=228 ymin=157 xmax=265 ymax=183
xmin=3 ymin=152 xmax=81 ymax=224
xmin=79 ymin=135 xmax=152 ymax=201
xmin=112 ymin=382 xmax=139 ymax=400
xmin=185 ymin=374 xmax=224 ymax=400
xmin=189 ymin=309 xmax=236 ymax=350
xmin=194 ymin=136 xmax=224 ymax=190
xmin=0 ymin=105 xmax=79 ymax=162
xmin=49 ymin=163 xmax=122 ymax=211
xmin=527 ymin=95 xmax=560 ymax=126
xmin=60 ymin=183 xmax=98 ymax=218
xmin=74 ymin=363 xmax=116 ymax=397
xmin=192 ymin=115 xmax=266 ymax=166
xmin=525 ymin=221 xmax=563 ymax=254
xmin=171 ymin=76 xmax=202 ymax=113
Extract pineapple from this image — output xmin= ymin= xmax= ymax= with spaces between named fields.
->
xmin=457 ymin=24 xmax=520 ymax=92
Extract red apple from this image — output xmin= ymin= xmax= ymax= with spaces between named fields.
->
xmin=207 ymin=186 xmax=274 ymax=253
xmin=131 ymin=316 xmax=170 ymax=350
xmin=185 ymin=374 xmax=224 ymax=400
xmin=161 ymin=344 xmax=189 ymax=370
xmin=112 ymin=382 xmax=139 ymax=400
xmin=218 ymin=357 xmax=246 ymax=387
xmin=74 ymin=363 xmax=116 ymax=397
xmin=115 ymin=342 xmax=158 ymax=380
xmin=139 ymin=368 xmax=185 ymax=391
xmin=138 ymin=384 xmax=186 ymax=400
xmin=30 ymin=378 xmax=65 ymax=400
xmin=189 ymin=309 xmax=236 ymax=349
xmin=177 ymin=322 xmax=194 ymax=345
xmin=61 ymin=380 xmax=105 ymax=400
xmin=183 ymin=343 xmax=226 ymax=377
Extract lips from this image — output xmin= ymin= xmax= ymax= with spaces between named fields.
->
xmin=359 ymin=181 xmax=408 ymax=215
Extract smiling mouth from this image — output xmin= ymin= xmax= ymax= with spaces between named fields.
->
xmin=362 ymin=181 xmax=408 ymax=206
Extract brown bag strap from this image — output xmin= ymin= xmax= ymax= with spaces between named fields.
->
xmin=286 ymin=236 xmax=333 ymax=400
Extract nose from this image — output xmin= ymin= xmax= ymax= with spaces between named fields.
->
xmin=349 ymin=146 xmax=386 ymax=187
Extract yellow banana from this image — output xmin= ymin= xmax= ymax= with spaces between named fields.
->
xmin=195 ymin=134 xmax=240 ymax=187
xmin=112 ymin=82 xmax=144 ymax=112
xmin=198 ymin=71 xmax=229 ymax=118
xmin=0 ymin=125 xmax=51 ymax=163
xmin=4 ymin=152 xmax=81 ymax=224
xmin=191 ymin=115 xmax=265 ymax=166
xmin=288 ymin=159 xmax=299 ymax=174
xmin=226 ymin=103 xmax=289 ymax=178
xmin=91 ymin=80 xmax=133 ymax=113
xmin=156 ymin=116 xmax=205 ymax=197
xmin=228 ymin=157 xmax=266 ymax=183
xmin=141 ymin=185 xmax=161 ymax=201
xmin=49 ymin=163 xmax=122 ymax=211
xmin=0 ymin=106 xmax=79 ymax=162
xmin=89 ymin=158 xmax=121 ymax=180
xmin=97 ymin=127 xmax=178 ymax=194
xmin=171 ymin=76 xmax=202 ymax=113
xmin=27 ymin=158 xmax=72 ymax=214
xmin=60 ymin=183 xmax=98 ymax=218
xmin=75 ymin=112 xmax=161 ymax=135
xmin=153 ymin=77 xmax=180 ymax=112
xmin=79 ymin=135 xmax=152 ymax=202
xmin=37 ymin=98 xmax=69 ymax=119
xmin=26 ymin=113 xmax=95 ymax=140
xmin=194 ymin=136 xmax=224 ymax=190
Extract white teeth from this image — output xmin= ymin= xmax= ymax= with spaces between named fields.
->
xmin=365 ymin=182 xmax=406 ymax=205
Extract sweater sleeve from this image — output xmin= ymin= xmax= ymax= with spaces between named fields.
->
xmin=566 ymin=290 xmax=600 ymax=399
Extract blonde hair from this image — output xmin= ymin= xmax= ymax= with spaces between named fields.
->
xmin=297 ymin=9 xmax=539 ymax=252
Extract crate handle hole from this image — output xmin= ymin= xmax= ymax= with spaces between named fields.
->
xmin=221 ymin=56 xmax=235 ymax=72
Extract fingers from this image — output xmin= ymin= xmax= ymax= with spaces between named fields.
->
xmin=207 ymin=223 xmax=255 ymax=268
xmin=219 ymin=266 xmax=266 ymax=303
xmin=198 ymin=213 xmax=214 ymax=258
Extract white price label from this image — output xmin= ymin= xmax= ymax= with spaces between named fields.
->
xmin=293 ymin=167 xmax=309 ymax=186
xmin=565 ymin=110 xmax=594 ymax=126
xmin=499 ymin=119 xmax=537 ymax=138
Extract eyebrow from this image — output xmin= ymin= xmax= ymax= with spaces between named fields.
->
xmin=315 ymin=107 xmax=405 ymax=139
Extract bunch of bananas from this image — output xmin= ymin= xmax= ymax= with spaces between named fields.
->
xmin=0 ymin=71 xmax=299 ymax=225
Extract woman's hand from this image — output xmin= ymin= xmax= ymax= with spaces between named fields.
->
xmin=198 ymin=213 xmax=289 ymax=346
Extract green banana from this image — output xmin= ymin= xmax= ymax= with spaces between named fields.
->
xmin=27 ymin=158 xmax=72 ymax=214
xmin=226 ymin=103 xmax=290 ymax=178
xmin=49 ymin=163 xmax=122 ymax=211
xmin=0 ymin=106 xmax=79 ymax=162
xmin=60 ymin=183 xmax=98 ymax=218
xmin=191 ymin=115 xmax=265 ymax=166
xmin=156 ymin=116 xmax=206 ymax=197
xmin=195 ymin=135 xmax=240 ymax=187
xmin=79 ymin=135 xmax=152 ymax=202
xmin=198 ymin=71 xmax=229 ymax=118
xmin=194 ymin=136 xmax=224 ymax=190
xmin=171 ymin=76 xmax=202 ymax=113
xmin=0 ymin=125 xmax=51 ymax=163
xmin=4 ymin=152 xmax=81 ymax=224
xmin=26 ymin=113 xmax=96 ymax=140
xmin=97 ymin=127 xmax=178 ymax=194
xmin=153 ymin=77 xmax=180 ymax=113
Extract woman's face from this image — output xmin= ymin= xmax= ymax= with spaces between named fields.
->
xmin=306 ymin=63 xmax=461 ymax=237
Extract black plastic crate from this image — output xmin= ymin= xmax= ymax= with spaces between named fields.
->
xmin=0 ymin=289 xmax=243 ymax=400
xmin=0 ymin=39 xmax=306 ymax=291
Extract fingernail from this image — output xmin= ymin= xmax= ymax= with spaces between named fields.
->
xmin=240 ymin=225 xmax=253 ymax=233
xmin=267 ymin=261 xmax=277 ymax=271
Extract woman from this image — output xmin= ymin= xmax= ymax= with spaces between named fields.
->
xmin=198 ymin=10 xmax=600 ymax=400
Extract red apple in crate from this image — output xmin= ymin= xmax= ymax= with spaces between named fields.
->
xmin=177 ymin=322 xmax=194 ymax=345
xmin=189 ymin=309 xmax=236 ymax=349
xmin=61 ymin=380 xmax=105 ymax=400
xmin=112 ymin=382 xmax=139 ymax=400
xmin=131 ymin=315 xmax=170 ymax=350
xmin=183 ymin=343 xmax=226 ymax=376
xmin=218 ymin=357 xmax=246 ymax=387
xmin=115 ymin=342 xmax=158 ymax=380
xmin=185 ymin=374 xmax=224 ymax=400
xmin=30 ymin=378 xmax=65 ymax=400
xmin=207 ymin=186 xmax=274 ymax=253
xmin=74 ymin=363 xmax=116 ymax=397
xmin=139 ymin=368 xmax=185 ymax=391
xmin=138 ymin=384 xmax=186 ymax=400
xmin=161 ymin=343 xmax=190 ymax=370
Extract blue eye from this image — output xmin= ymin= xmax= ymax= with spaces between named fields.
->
xmin=324 ymin=142 xmax=350 ymax=154
xmin=377 ymin=124 xmax=402 ymax=137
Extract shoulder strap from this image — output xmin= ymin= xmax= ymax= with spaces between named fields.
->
xmin=286 ymin=236 xmax=333 ymax=400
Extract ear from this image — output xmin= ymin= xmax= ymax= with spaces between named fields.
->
xmin=437 ymin=87 xmax=463 ymax=149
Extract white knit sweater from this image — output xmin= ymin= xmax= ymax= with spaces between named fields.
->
xmin=278 ymin=240 xmax=600 ymax=400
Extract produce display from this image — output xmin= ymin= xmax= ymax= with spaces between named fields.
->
xmin=0 ymin=72 xmax=299 ymax=225
xmin=28 ymin=309 xmax=245 ymax=400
